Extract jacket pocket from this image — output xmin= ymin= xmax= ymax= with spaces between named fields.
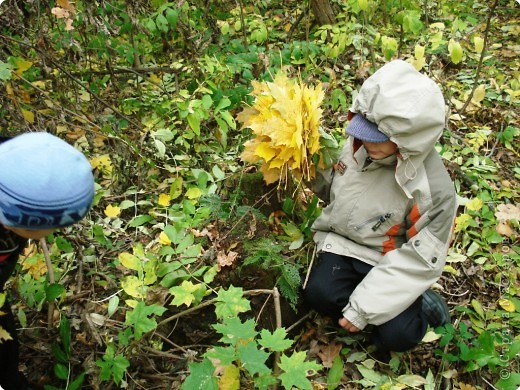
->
xmin=354 ymin=212 xmax=394 ymax=232
xmin=410 ymin=229 xmax=445 ymax=269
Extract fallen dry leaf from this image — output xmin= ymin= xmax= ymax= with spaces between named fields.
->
xmin=495 ymin=203 xmax=520 ymax=221
xmin=216 ymin=250 xmax=238 ymax=270
xmin=496 ymin=221 xmax=513 ymax=237
xmin=51 ymin=7 xmax=70 ymax=19
xmin=316 ymin=341 xmax=342 ymax=368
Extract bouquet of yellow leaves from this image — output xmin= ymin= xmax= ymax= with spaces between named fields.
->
xmin=238 ymin=72 xmax=336 ymax=185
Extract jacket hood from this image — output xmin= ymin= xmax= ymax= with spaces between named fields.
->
xmin=350 ymin=60 xmax=446 ymax=197
xmin=350 ymin=60 xmax=445 ymax=159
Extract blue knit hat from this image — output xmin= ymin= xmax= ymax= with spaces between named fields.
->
xmin=345 ymin=114 xmax=389 ymax=143
xmin=0 ymin=132 xmax=95 ymax=229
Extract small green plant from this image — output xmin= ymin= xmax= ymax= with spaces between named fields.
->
xmin=180 ymin=286 xmax=322 ymax=389
xmin=45 ymin=316 xmax=85 ymax=390
xmin=242 ymin=238 xmax=301 ymax=310
xmin=434 ymin=322 xmax=520 ymax=388
xmin=96 ymin=343 xmax=130 ymax=387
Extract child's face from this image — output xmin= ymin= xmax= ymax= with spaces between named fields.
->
xmin=2 ymin=225 xmax=56 ymax=240
xmin=362 ymin=140 xmax=398 ymax=160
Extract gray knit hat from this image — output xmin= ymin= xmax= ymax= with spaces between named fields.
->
xmin=0 ymin=132 xmax=95 ymax=229
xmin=345 ymin=114 xmax=389 ymax=143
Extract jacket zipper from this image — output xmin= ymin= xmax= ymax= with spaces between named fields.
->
xmin=371 ymin=213 xmax=393 ymax=231
xmin=354 ymin=213 xmax=393 ymax=231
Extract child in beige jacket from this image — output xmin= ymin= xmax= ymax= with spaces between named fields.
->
xmin=304 ymin=60 xmax=457 ymax=352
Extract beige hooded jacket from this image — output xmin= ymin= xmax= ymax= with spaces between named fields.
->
xmin=311 ymin=60 xmax=458 ymax=330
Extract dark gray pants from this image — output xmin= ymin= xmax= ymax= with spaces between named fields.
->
xmin=303 ymin=252 xmax=428 ymax=352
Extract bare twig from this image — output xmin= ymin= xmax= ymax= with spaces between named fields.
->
xmin=39 ymin=238 xmax=55 ymax=329
xmin=272 ymin=287 xmax=282 ymax=385
xmin=287 ymin=9 xmax=308 ymax=41
xmin=286 ymin=312 xmax=313 ymax=333
xmin=460 ymin=0 xmax=499 ymax=114
xmin=235 ymin=0 xmax=247 ymax=46
xmin=0 ymin=33 xmax=143 ymax=131
xmin=302 ymin=245 xmax=317 ymax=289
xmin=45 ymin=57 xmax=144 ymax=131
xmin=480 ymin=375 xmax=500 ymax=390
xmin=157 ymin=288 xmax=280 ymax=327
xmin=141 ymin=345 xmax=183 ymax=360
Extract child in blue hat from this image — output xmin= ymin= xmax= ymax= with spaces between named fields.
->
xmin=0 ymin=132 xmax=95 ymax=389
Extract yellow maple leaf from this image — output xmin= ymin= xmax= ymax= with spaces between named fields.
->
xmin=105 ymin=204 xmax=121 ymax=218
xmin=238 ymin=72 xmax=324 ymax=184
xmin=219 ymin=364 xmax=240 ymax=390
xmin=118 ymin=252 xmax=141 ymax=271
xmin=21 ymin=254 xmax=47 ymax=278
xmin=185 ymin=187 xmax=202 ymax=199
xmin=121 ymin=276 xmax=146 ymax=299
xmin=159 ymin=231 xmax=171 ymax=246
xmin=454 ymin=213 xmax=472 ymax=233
xmin=498 ymin=298 xmax=516 ymax=313
xmin=90 ymin=155 xmax=113 ymax=175
xmin=21 ymin=108 xmax=35 ymax=123
xmin=466 ymin=198 xmax=483 ymax=212
xmin=157 ymin=193 xmax=171 ymax=207
xmin=12 ymin=58 xmax=33 ymax=74
xmin=0 ymin=325 xmax=13 ymax=342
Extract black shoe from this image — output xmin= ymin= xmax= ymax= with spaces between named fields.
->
xmin=422 ymin=289 xmax=450 ymax=328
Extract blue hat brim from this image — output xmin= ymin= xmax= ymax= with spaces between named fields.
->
xmin=345 ymin=114 xmax=389 ymax=143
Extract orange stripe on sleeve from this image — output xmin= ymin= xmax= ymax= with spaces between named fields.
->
xmin=406 ymin=204 xmax=422 ymax=239
xmin=382 ymin=223 xmax=401 ymax=254
xmin=407 ymin=225 xmax=418 ymax=239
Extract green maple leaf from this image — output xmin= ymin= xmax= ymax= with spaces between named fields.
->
xmin=0 ymin=62 xmax=12 ymax=81
xmin=215 ymin=285 xmax=251 ymax=319
xmin=181 ymin=358 xmax=218 ymax=390
xmin=259 ymin=328 xmax=293 ymax=352
xmin=205 ymin=346 xmax=237 ymax=366
xmin=124 ymin=301 xmax=167 ymax=340
xmin=278 ymin=351 xmax=322 ymax=390
xmin=96 ymin=344 xmax=130 ymax=385
xmin=169 ymin=280 xmax=207 ymax=307
xmin=253 ymin=373 xmax=278 ymax=390
xmin=213 ymin=317 xmax=257 ymax=345
xmin=237 ymin=342 xmax=271 ymax=377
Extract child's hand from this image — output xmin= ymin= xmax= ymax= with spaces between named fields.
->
xmin=338 ymin=317 xmax=360 ymax=332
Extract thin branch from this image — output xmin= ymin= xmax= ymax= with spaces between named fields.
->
xmin=287 ymin=9 xmax=308 ymax=41
xmin=157 ymin=288 xmax=278 ymax=327
xmin=272 ymin=287 xmax=282 ymax=385
xmin=235 ymin=0 xmax=248 ymax=46
xmin=302 ymin=245 xmax=317 ymax=289
xmin=44 ymin=57 xmax=144 ymax=131
xmin=286 ymin=312 xmax=313 ymax=333
xmin=0 ymin=33 xmax=143 ymax=131
xmin=40 ymin=238 xmax=55 ymax=330
xmin=460 ymin=0 xmax=499 ymax=114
